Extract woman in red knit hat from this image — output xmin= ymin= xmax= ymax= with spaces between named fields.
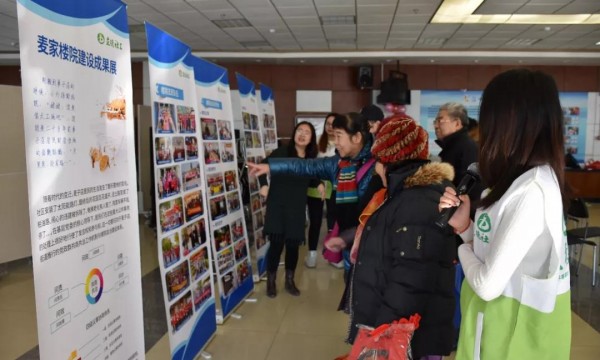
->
xmin=327 ymin=114 xmax=458 ymax=360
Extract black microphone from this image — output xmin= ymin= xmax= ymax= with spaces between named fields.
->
xmin=436 ymin=163 xmax=480 ymax=229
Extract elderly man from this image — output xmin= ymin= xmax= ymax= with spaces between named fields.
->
xmin=434 ymin=102 xmax=478 ymax=189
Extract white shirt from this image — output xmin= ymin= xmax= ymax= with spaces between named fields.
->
xmin=458 ymin=165 xmax=569 ymax=310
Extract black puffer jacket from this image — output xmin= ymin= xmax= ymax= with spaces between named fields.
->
xmin=350 ymin=161 xmax=457 ymax=358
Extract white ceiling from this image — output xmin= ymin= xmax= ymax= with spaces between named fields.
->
xmin=0 ymin=0 xmax=599 ymax=65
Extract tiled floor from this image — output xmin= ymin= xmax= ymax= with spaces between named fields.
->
xmin=2 ymin=205 xmax=600 ymax=360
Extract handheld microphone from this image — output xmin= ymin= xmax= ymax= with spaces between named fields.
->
xmin=435 ymin=163 xmax=480 ymax=229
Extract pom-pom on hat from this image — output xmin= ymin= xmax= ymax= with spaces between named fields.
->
xmin=371 ymin=115 xmax=429 ymax=164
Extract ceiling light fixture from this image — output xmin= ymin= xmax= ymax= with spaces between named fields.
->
xmin=432 ymin=0 xmax=600 ymax=24
xmin=320 ymin=15 xmax=356 ymax=26
xmin=269 ymin=28 xmax=275 ymax=33
xmin=596 ymin=41 xmax=600 ymax=45
xmin=212 ymin=18 xmax=252 ymax=29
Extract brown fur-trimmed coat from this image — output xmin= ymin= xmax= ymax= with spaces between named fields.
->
xmin=349 ymin=160 xmax=457 ymax=358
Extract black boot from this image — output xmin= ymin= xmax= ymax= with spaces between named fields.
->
xmin=266 ymin=271 xmax=277 ymax=298
xmin=284 ymin=270 xmax=300 ymax=296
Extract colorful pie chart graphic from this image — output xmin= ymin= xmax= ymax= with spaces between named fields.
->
xmin=85 ymin=268 xmax=104 ymax=304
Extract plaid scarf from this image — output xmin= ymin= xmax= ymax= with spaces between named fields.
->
xmin=336 ymin=141 xmax=372 ymax=204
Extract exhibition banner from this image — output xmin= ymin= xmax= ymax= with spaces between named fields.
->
xmin=145 ymin=23 xmax=216 ymax=359
xmin=420 ymin=90 xmax=589 ymax=162
xmin=559 ymin=92 xmax=589 ymax=163
xmin=17 ymin=0 xmax=145 ymax=359
xmin=235 ymin=73 xmax=270 ymax=279
xmin=191 ymin=57 xmax=254 ymax=322
xmin=258 ymin=84 xmax=278 ymax=156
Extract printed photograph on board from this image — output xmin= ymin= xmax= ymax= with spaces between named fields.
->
xmin=220 ymin=142 xmax=235 ymax=163
xmin=209 ymin=195 xmax=228 ymax=221
xmin=165 ymin=260 xmax=190 ymax=301
xmin=231 ymin=218 xmax=244 ymax=241
xmin=237 ymin=259 xmax=251 ymax=284
xmin=234 ymin=239 xmax=248 ymax=262
xmin=182 ymin=219 xmax=206 ymax=256
xmin=207 ymin=172 xmax=225 ymax=197
xmin=181 ymin=161 xmax=201 ymax=191
xmin=155 ymin=137 xmax=172 ymax=165
xmin=157 ymin=165 xmax=181 ymax=199
xmin=172 ymin=136 xmax=185 ymax=162
xmin=213 ymin=224 xmax=232 ymax=252
xmin=250 ymin=114 xmax=258 ymax=130
xmin=221 ymin=270 xmax=237 ymax=297
xmin=159 ymin=197 xmax=184 ymax=232
xmin=161 ymin=232 xmax=181 ymax=269
xmin=204 ymin=142 xmax=221 ymax=164
xmin=169 ymin=291 xmax=193 ymax=333
xmin=217 ymin=247 xmax=235 ymax=274
xmin=189 ymin=247 xmax=209 ymax=281
xmin=242 ymin=112 xmax=251 ymax=130
xmin=226 ymin=191 xmax=241 ymax=212
xmin=192 ymin=277 xmax=212 ymax=311
xmin=218 ymin=119 xmax=233 ymax=140
xmin=201 ymin=117 xmax=218 ymax=140
xmin=177 ymin=105 xmax=196 ymax=134
xmin=185 ymin=136 xmax=199 ymax=160
xmin=184 ymin=190 xmax=203 ymax=222
xmin=224 ymin=170 xmax=238 ymax=192
xmin=155 ymin=102 xmax=177 ymax=134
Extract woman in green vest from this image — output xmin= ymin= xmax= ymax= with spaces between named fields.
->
xmin=440 ymin=69 xmax=571 ymax=359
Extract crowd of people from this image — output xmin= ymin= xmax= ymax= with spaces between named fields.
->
xmin=247 ymin=68 xmax=572 ymax=359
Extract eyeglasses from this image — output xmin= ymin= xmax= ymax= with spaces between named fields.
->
xmin=295 ymin=129 xmax=311 ymax=136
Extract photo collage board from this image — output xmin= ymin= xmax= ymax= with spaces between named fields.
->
xmin=146 ymin=23 xmax=217 ymax=358
xmin=192 ymin=58 xmax=254 ymax=321
xmin=236 ymin=73 xmax=270 ymax=278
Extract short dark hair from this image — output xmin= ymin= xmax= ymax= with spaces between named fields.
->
xmin=478 ymin=69 xmax=566 ymax=208
xmin=332 ymin=112 xmax=370 ymax=146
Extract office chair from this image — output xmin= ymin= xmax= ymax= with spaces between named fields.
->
xmin=566 ymin=198 xmax=600 ymax=287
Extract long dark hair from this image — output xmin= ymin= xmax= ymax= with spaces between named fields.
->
xmin=318 ymin=112 xmax=338 ymax=153
xmin=288 ymin=121 xmax=318 ymax=159
xmin=478 ymin=69 xmax=566 ymax=208
xmin=332 ymin=112 xmax=370 ymax=146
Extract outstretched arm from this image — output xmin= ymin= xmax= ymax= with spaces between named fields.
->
xmin=247 ymin=162 xmax=270 ymax=176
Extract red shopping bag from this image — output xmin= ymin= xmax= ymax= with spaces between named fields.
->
xmin=322 ymin=222 xmax=342 ymax=263
xmin=348 ymin=314 xmax=421 ymax=360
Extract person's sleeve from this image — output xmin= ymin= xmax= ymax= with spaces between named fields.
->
xmin=269 ymin=156 xmax=337 ymax=182
xmin=458 ymin=182 xmax=545 ymax=301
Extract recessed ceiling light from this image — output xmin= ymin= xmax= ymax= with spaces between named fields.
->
xmin=430 ymin=59 xmax=435 ymax=63
xmin=474 ymin=59 xmax=479 ymax=63
xmin=596 ymin=41 xmax=600 ymax=45
xmin=386 ymin=59 xmax=392 ymax=63
xmin=269 ymin=28 xmax=275 ymax=33
xmin=299 ymin=60 xmax=305 ymax=63
xmin=544 ymin=26 xmax=551 ymax=31
xmin=342 ymin=59 xmax=349 ymax=63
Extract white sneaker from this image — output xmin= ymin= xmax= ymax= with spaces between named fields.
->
xmin=304 ymin=251 xmax=317 ymax=268
xmin=329 ymin=260 xmax=344 ymax=269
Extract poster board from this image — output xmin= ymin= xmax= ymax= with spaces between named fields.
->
xmin=191 ymin=56 xmax=254 ymax=322
xmin=145 ymin=22 xmax=217 ymax=359
xmin=17 ymin=0 xmax=145 ymax=358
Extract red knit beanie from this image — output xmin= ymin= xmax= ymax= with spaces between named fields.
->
xmin=371 ymin=115 xmax=429 ymax=164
